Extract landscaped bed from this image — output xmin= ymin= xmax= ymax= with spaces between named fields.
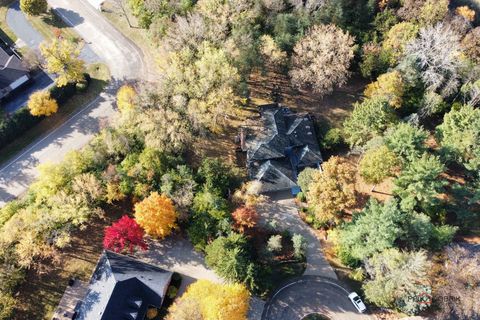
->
xmin=248 ymin=225 xmax=307 ymax=297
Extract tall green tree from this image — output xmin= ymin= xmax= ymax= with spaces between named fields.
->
xmin=364 ymin=249 xmax=432 ymax=315
xmin=205 ymin=233 xmax=257 ymax=289
xmin=394 ymin=153 xmax=446 ymax=212
xmin=436 ymin=105 xmax=480 ymax=172
xmin=384 ymin=122 xmax=428 ymax=163
xmin=343 ymin=97 xmax=398 ymax=148
xmin=336 ymin=199 xmax=406 ymax=267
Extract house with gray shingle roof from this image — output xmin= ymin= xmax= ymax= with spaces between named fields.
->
xmin=244 ymin=104 xmax=323 ymax=194
xmin=0 ymin=46 xmax=30 ymax=100
xmin=71 ymin=251 xmax=172 ymax=320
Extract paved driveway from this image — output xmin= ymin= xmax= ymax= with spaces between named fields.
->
xmin=258 ymin=193 xmax=373 ymax=320
xmin=262 ymin=276 xmax=372 ymax=320
xmin=257 ymin=193 xmax=337 ymax=279
xmin=137 ymin=233 xmax=265 ymax=319
xmin=7 ymin=1 xmax=98 ymax=63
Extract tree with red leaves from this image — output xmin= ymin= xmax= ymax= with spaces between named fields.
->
xmin=103 ymin=215 xmax=148 ymax=253
xmin=232 ymin=206 xmax=258 ymax=233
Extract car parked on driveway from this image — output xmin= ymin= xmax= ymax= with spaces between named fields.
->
xmin=348 ymin=292 xmax=367 ymax=313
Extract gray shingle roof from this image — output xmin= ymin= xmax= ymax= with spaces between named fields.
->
xmin=0 ymin=47 xmax=29 ymax=92
xmin=245 ymin=104 xmax=323 ymax=193
xmin=74 ymin=251 xmax=172 ymax=320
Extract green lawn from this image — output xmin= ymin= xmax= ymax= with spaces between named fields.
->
xmin=0 ymin=63 xmax=110 ymax=165
xmin=25 ymin=8 xmax=79 ymax=43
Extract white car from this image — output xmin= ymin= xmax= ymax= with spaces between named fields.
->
xmin=348 ymin=292 xmax=367 ymax=313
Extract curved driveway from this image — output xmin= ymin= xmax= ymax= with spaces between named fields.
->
xmin=0 ymin=0 xmax=148 ymax=207
xmin=258 ymin=194 xmax=373 ymax=320
xmin=262 ymin=276 xmax=372 ymax=320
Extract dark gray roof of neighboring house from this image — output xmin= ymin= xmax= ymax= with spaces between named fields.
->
xmin=0 ymin=46 xmax=29 ymax=91
xmin=74 ymin=251 xmax=172 ymax=320
xmin=245 ymin=104 xmax=322 ymax=192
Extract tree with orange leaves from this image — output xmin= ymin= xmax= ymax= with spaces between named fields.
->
xmin=232 ymin=206 xmax=258 ymax=233
xmin=307 ymin=156 xmax=356 ymax=225
xmin=134 ymin=192 xmax=177 ymax=239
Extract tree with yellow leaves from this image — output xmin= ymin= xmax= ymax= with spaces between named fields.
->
xmin=382 ymin=22 xmax=419 ymax=64
xmin=20 ymin=0 xmax=47 ymax=15
xmin=167 ymin=280 xmax=250 ymax=320
xmin=116 ymin=85 xmax=137 ymax=112
xmin=40 ymin=38 xmax=85 ymax=87
xmin=307 ymin=156 xmax=356 ymax=225
xmin=360 ymin=146 xmax=399 ymax=192
xmin=456 ymin=6 xmax=476 ymax=22
xmin=27 ymin=91 xmax=58 ymax=116
xmin=364 ymin=71 xmax=405 ymax=109
xmin=134 ymin=192 xmax=177 ymax=239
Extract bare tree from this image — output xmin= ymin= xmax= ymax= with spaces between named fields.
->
xmin=262 ymin=0 xmax=285 ymax=12
xmin=112 ymin=0 xmax=133 ymax=28
xmin=288 ymin=0 xmax=325 ymax=12
xmin=406 ymin=23 xmax=465 ymax=97
xmin=163 ymin=13 xmax=206 ymax=52
xmin=435 ymin=245 xmax=480 ymax=320
xmin=290 ymin=24 xmax=355 ymax=96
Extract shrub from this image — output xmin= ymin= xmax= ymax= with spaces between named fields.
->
xmin=232 ymin=206 xmax=258 ymax=233
xmin=205 ymin=233 xmax=257 ymax=287
xmin=322 ymin=128 xmax=344 ymax=150
xmin=296 ymin=191 xmax=306 ymax=202
xmin=292 ymin=234 xmax=306 ymax=259
xmin=27 ymin=90 xmax=58 ymax=116
xmin=103 ymin=215 xmax=147 ymax=253
xmin=267 ymin=235 xmax=283 ymax=253
xmin=297 ymin=167 xmax=317 ymax=194
xmin=75 ymin=80 xmax=88 ymax=92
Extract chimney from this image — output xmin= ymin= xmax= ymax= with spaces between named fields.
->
xmin=240 ymin=127 xmax=246 ymax=151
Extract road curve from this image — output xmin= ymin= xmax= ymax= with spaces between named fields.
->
xmin=262 ymin=276 xmax=373 ymax=320
xmin=0 ymin=0 xmax=148 ymax=207
xmin=48 ymin=0 xmax=146 ymax=80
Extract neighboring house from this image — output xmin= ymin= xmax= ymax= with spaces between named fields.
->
xmin=0 ymin=46 xmax=30 ymax=100
xmin=243 ymin=104 xmax=323 ymax=194
xmin=71 ymin=251 xmax=173 ymax=320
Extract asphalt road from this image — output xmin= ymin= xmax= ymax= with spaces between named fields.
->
xmin=6 ymin=1 xmax=99 ymax=63
xmin=48 ymin=0 xmax=145 ymax=79
xmin=0 ymin=0 xmax=147 ymax=207
xmin=262 ymin=276 xmax=373 ymax=320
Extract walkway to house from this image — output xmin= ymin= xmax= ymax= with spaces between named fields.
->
xmin=257 ymin=192 xmax=374 ymax=319
xmin=256 ymin=191 xmax=338 ymax=279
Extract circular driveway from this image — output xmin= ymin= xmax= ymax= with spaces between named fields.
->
xmin=262 ymin=276 xmax=372 ymax=320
